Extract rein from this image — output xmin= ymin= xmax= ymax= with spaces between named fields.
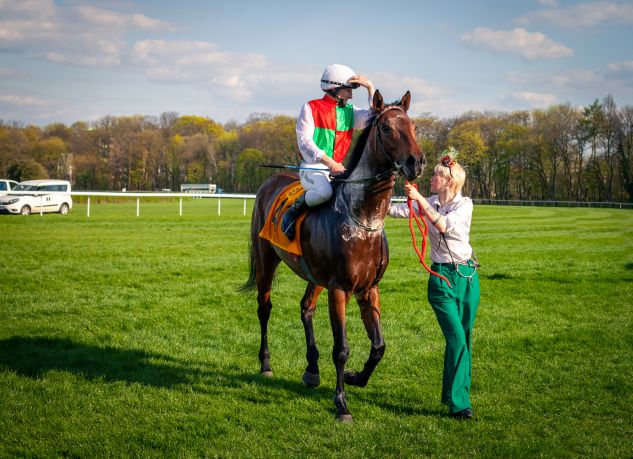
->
xmin=332 ymin=106 xmax=405 ymax=184
xmin=335 ymin=106 xmax=408 ymax=233
xmin=405 ymin=182 xmax=452 ymax=288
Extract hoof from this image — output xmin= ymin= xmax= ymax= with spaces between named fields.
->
xmin=336 ymin=414 xmax=354 ymax=423
xmin=344 ymin=370 xmax=366 ymax=387
xmin=302 ymin=371 xmax=321 ymax=387
xmin=261 ymin=370 xmax=273 ymax=378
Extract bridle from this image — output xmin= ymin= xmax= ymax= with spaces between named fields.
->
xmin=331 ymin=105 xmax=407 ymax=184
xmin=337 ymin=105 xmax=412 ymax=232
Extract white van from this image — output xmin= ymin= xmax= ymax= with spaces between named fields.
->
xmin=0 ymin=179 xmax=73 ymax=215
xmin=0 ymin=179 xmax=19 ymax=194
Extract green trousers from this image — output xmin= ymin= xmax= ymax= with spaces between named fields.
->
xmin=428 ymin=261 xmax=480 ymax=414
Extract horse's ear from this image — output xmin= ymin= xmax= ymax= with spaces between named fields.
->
xmin=372 ymin=90 xmax=384 ymax=113
xmin=400 ymin=90 xmax=411 ymax=112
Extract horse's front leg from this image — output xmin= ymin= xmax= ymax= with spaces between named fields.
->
xmin=301 ymin=283 xmax=324 ymax=387
xmin=345 ymin=286 xmax=385 ymax=388
xmin=328 ymin=287 xmax=353 ymax=422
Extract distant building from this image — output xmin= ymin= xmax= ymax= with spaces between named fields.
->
xmin=180 ymin=183 xmax=216 ymax=194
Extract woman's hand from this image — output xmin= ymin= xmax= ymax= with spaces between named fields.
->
xmin=404 ymin=182 xmax=423 ymax=201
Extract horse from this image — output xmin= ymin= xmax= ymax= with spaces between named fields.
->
xmin=240 ymin=90 xmax=426 ymax=422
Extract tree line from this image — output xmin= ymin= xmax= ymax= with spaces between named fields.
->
xmin=1 ymin=94 xmax=631 ymax=202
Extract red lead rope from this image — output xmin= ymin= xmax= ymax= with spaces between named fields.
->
xmin=405 ymin=181 xmax=452 ymax=288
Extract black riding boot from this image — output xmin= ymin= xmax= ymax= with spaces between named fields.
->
xmin=281 ymin=193 xmax=308 ymax=241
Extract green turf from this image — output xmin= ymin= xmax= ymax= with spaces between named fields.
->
xmin=1 ymin=199 xmax=632 ymax=457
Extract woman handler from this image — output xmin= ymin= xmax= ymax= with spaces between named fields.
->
xmin=389 ymin=150 xmax=480 ymax=419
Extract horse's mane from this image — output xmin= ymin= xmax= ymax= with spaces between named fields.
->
xmin=335 ymin=115 xmax=376 ymax=181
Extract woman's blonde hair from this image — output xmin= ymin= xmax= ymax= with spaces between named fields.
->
xmin=434 ymin=160 xmax=466 ymax=195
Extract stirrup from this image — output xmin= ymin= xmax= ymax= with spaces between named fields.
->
xmin=281 ymin=209 xmax=298 ymax=239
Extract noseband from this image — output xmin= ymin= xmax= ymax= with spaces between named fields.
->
xmin=332 ymin=105 xmax=408 ymax=184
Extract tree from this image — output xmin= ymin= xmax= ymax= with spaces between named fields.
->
xmin=236 ymin=148 xmax=266 ymax=192
xmin=447 ymin=120 xmax=486 ymax=198
xmin=239 ymin=115 xmax=297 ymax=165
xmin=617 ymin=105 xmax=633 ymax=202
xmin=7 ymin=159 xmax=49 ymax=181
xmin=29 ymin=136 xmax=69 ymax=179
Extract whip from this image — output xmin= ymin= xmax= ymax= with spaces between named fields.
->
xmin=259 ymin=163 xmax=330 ymax=172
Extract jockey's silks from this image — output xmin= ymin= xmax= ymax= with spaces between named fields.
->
xmin=308 ymin=96 xmax=355 ymax=163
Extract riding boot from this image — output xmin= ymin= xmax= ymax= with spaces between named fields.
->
xmin=281 ymin=193 xmax=308 ymax=241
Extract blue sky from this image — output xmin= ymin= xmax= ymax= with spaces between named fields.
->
xmin=1 ymin=0 xmax=632 ymax=125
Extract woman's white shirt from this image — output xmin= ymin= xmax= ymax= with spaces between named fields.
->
xmin=388 ymin=193 xmax=474 ymax=263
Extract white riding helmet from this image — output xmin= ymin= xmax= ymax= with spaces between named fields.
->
xmin=320 ymin=64 xmax=359 ymax=91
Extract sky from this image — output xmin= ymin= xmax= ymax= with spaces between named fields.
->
xmin=0 ymin=0 xmax=632 ymax=126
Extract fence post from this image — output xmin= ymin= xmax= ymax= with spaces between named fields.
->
xmin=136 ymin=198 xmax=140 ymax=217
xmin=87 ymin=196 xmax=91 ymax=217
xmin=217 ymin=198 xmax=221 ymax=216
xmin=243 ymin=199 xmax=247 ymax=216
xmin=179 ymin=197 xmax=182 ymax=216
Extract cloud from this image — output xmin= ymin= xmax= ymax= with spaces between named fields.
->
xmin=373 ymin=72 xmax=446 ymax=101
xmin=607 ymin=61 xmax=633 ymax=80
xmin=506 ymin=69 xmax=603 ymax=88
xmin=0 ymin=1 xmax=175 ymax=67
xmin=505 ymin=91 xmax=557 ymax=108
xmin=0 ymin=67 xmax=20 ymax=77
xmin=461 ymin=27 xmax=573 ymax=60
xmin=518 ymin=1 xmax=633 ymax=28
xmin=71 ymin=5 xmax=172 ymax=30
xmin=506 ymin=60 xmax=633 ymax=90
xmin=0 ymin=92 xmax=57 ymax=107
xmin=537 ymin=0 xmax=559 ymax=7
xmin=131 ymin=40 xmax=271 ymax=101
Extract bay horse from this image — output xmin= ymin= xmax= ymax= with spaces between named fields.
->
xmin=240 ymin=90 xmax=426 ymax=421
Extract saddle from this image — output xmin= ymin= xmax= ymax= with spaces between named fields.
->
xmin=258 ymin=182 xmax=308 ymax=256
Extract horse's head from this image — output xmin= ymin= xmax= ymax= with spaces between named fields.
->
xmin=371 ymin=90 xmax=426 ymax=181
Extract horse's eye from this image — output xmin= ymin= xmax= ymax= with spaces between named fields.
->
xmin=381 ymin=124 xmax=391 ymax=134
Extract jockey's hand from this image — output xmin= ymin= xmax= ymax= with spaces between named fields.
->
xmin=347 ymin=74 xmax=375 ymax=99
xmin=329 ymin=161 xmax=346 ymax=175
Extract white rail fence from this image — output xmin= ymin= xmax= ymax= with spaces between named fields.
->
xmin=8 ymin=191 xmax=631 ymax=217
xmin=71 ymin=192 xmax=255 ymax=217
xmin=74 ymin=192 xmax=630 ymax=216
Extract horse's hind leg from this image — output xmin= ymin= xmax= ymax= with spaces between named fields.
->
xmin=345 ymin=286 xmax=385 ymax=388
xmin=255 ymin=242 xmax=281 ymax=377
xmin=300 ymin=283 xmax=323 ymax=387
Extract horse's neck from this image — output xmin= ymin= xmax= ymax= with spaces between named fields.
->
xmin=338 ymin=146 xmax=394 ymax=228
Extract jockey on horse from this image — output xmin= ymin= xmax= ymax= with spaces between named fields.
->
xmin=281 ymin=64 xmax=376 ymax=240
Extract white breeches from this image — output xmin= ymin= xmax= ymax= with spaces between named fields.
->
xmin=299 ymin=162 xmax=333 ymax=207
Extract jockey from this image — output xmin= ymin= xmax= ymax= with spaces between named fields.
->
xmin=281 ymin=64 xmax=376 ymax=240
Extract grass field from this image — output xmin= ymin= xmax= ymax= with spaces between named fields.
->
xmin=1 ymin=198 xmax=632 ymax=458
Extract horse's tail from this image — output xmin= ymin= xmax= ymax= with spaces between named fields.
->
xmin=238 ymin=240 xmax=257 ymax=293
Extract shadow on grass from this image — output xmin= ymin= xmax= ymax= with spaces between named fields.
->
xmin=0 ymin=336 xmax=191 ymax=387
xmin=0 ymin=336 xmax=330 ymax=399
xmin=481 ymin=272 xmax=513 ymax=280
xmin=0 ymin=336 xmax=442 ymax=418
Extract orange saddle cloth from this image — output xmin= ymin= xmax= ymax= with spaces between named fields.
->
xmin=258 ymin=182 xmax=308 ymax=256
